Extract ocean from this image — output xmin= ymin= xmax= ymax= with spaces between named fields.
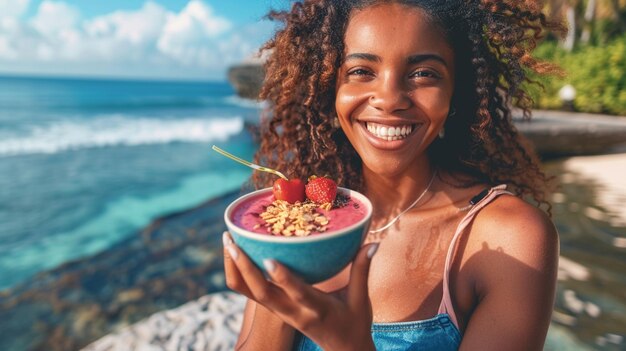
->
xmin=0 ymin=76 xmax=260 ymax=290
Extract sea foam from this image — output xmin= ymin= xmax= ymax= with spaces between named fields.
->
xmin=0 ymin=115 xmax=245 ymax=156
xmin=223 ymin=95 xmax=267 ymax=109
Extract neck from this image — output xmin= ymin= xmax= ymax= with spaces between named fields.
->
xmin=363 ymin=160 xmax=436 ymax=222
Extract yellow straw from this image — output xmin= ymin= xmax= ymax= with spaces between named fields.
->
xmin=212 ymin=145 xmax=288 ymax=180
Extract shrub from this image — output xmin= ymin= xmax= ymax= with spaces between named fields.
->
xmin=526 ymin=36 xmax=626 ymax=116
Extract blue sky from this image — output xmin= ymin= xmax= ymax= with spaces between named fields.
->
xmin=0 ymin=0 xmax=289 ymax=80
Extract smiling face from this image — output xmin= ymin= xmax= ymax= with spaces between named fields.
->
xmin=335 ymin=3 xmax=455 ymax=179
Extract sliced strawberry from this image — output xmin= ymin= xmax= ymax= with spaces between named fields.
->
xmin=273 ymin=178 xmax=306 ymax=203
xmin=305 ymin=176 xmax=337 ymax=204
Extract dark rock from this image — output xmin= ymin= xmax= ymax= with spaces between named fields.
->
xmin=227 ymin=64 xmax=265 ymax=100
xmin=0 ymin=190 xmax=246 ymax=351
xmin=515 ymin=110 xmax=626 ymax=157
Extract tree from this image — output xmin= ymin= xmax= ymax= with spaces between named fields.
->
xmin=544 ymin=0 xmax=625 ymax=51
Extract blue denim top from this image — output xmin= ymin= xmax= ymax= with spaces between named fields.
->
xmin=291 ymin=186 xmax=512 ymax=351
xmin=292 ymin=313 xmax=461 ymax=350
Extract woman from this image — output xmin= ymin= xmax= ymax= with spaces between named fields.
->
xmin=223 ymin=0 xmax=564 ymax=349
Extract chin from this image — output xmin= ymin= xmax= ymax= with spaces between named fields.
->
xmin=360 ymin=158 xmax=407 ymax=178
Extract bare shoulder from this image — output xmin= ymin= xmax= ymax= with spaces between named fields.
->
xmin=473 ymin=194 xmax=557 ymax=261
xmin=462 ymin=194 xmax=559 ymax=290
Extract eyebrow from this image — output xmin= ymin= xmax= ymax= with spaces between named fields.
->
xmin=344 ymin=53 xmax=448 ymax=67
xmin=407 ymin=54 xmax=448 ymax=67
xmin=344 ymin=53 xmax=380 ymax=62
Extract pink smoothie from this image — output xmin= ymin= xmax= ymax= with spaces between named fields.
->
xmin=231 ymin=192 xmax=368 ymax=236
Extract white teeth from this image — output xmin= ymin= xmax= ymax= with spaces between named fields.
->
xmin=380 ymin=126 xmax=388 ymax=137
xmin=365 ymin=122 xmax=414 ymax=140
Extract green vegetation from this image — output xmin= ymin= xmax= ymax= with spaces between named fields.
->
xmin=525 ymin=0 xmax=626 ymax=115
xmin=527 ymin=36 xmax=626 ymax=115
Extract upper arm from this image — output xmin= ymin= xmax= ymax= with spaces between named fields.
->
xmin=459 ymin=197 xmax=559 ymax=351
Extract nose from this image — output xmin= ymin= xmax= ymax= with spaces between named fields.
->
xmin=368 ymin=74 xmax=411 ymax=112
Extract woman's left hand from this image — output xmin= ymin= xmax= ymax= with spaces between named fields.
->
xmin=223 ymin=231 xmax=379 ymax=351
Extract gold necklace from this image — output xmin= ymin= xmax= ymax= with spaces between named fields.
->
xmin=368 ymin=170 xmax=437 ymax=234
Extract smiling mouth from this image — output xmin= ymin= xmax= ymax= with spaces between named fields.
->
xmin=364 ymin=122 xmax=417 ymax=141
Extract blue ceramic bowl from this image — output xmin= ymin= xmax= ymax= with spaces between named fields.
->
xmin=224 ymin=187 xmax=372 ymax=284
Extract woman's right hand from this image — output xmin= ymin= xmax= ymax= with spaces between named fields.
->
xmin=222 ymin=231 xmax=378 ymax=351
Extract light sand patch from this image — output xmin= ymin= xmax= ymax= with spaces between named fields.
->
xmin=558 ymin=256 xmax=590 ymax=281
xmin=563 ymin=153 xmax=626 ymax=231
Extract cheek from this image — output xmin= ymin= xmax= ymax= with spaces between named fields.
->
xmin=430 ymin=100 xmax=451 ymax=121
xmin=335 ymin=85 xmax=368 ymax=121
xmin=415 ymin=90 xmax=453 ymax=123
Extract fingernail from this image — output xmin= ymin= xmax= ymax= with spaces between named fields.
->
xmin=227 ymin=245 xmax=238 ymax=260
xmin=367 ymin=243 xmax=379 ymax=259
xmin=222 ymin=231 xmax=232 ymax=246
xmin=263 ymin=259 xmax=276 ymax=273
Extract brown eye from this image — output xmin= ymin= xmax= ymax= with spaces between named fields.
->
xmin=348 ymin=68 xmax=372 ymax=76
xmin=410 ymin=70 xmax=440 ymax=79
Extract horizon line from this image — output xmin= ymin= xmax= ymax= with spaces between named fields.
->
xmin=0 ymin=72 xmax=229 ymax=84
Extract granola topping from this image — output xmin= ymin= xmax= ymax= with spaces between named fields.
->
xmin=258 ymin=200 xmax=332 ymax=236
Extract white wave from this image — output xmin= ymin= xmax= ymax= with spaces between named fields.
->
xmin=0 ymin=115 xmax=244 ymax=156
xmin=223 ymin=95 xmax=267 ymax=109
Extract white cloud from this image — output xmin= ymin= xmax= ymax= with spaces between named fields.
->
xmin=0 ymin=0 xmax=272 ymax=80
xmin=157 ymin=0 xmax=233 ymax=67
xmin=165 ymin=0 xmax=231 ymax=38
xmin=0 ymin=36 xmax=16 ymax=59
xmin=0 ymin=0 xmax=31 ymax=53
xmin=30 ymin=1 xmax=80 ymax=34
xmin=85 ymin=2 xmax=167 ymax=45
xmin=79 ymin=1 xmax=169 ymax=63
xmin=0 ymin=0 xmax=30 ymax=19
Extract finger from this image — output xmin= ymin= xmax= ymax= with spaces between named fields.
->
xmin=223 ymin=231 xmax=252 ymax=297
xmin=226 ymin=239 xmax=294 ymax=313
xmin=347 ymin=243 xmax=379 ymax=312
xmin=263 ymin=259 xmax=322 ymax=310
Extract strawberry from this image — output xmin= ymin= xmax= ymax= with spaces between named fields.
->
xmin=273 ymin=178 xmax=306 ymax=203
xmin=305 ymin=176 xmax=337 ymax=204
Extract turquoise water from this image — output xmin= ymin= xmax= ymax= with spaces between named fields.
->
xmin=0 ymin=76 xmax=260 ymax=289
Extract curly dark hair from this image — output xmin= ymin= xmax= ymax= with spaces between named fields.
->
xmin=252 ymin=0 xmax=565 ymax=209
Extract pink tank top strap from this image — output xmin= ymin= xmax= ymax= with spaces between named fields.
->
xmin=437 ymin=184 xmax=514 ymax=331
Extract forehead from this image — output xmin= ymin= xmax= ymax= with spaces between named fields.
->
xmin=344 ymin=3 xmax=452 ymax=57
